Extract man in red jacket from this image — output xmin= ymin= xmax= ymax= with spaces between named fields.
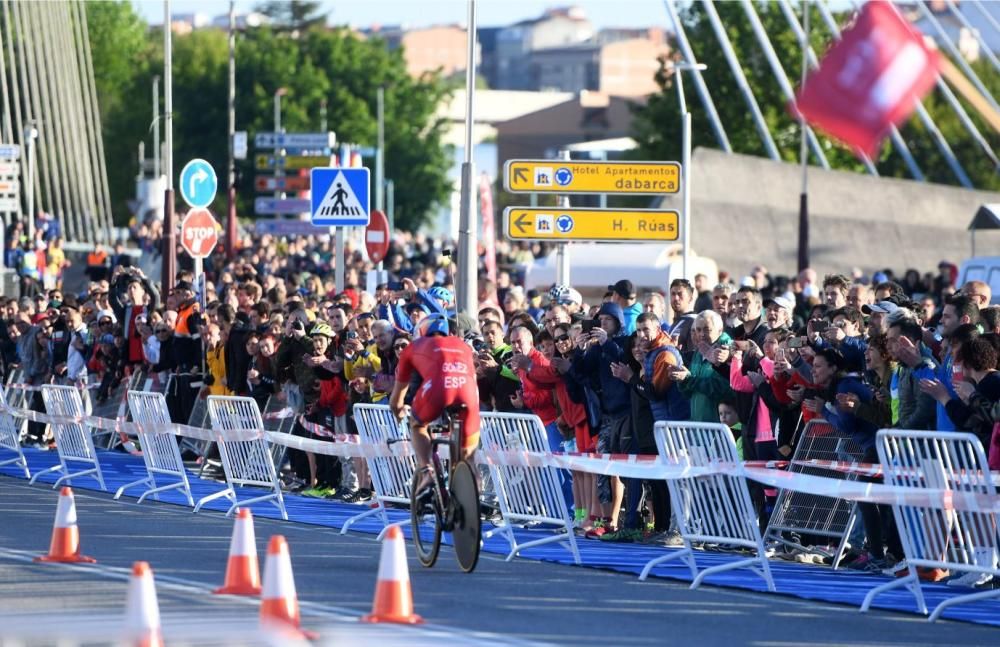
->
xmin=508 ymin=325 xmax=574 ymax=513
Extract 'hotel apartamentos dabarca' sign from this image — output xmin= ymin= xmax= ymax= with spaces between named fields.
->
xmin=503 ymin=160 xmax=680 ymax=195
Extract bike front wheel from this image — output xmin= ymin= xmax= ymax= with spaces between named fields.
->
xmin=450 ymin=460 xmax=481 ymax=573
xmin=410 ymin=470 xmax=442 ymax=568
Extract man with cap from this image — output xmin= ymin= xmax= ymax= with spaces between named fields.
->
xmin=609 ymin=279 xmax=641 ymax=335
xmin=862 ymin=300 xmax=900 ymax=337
xmin=764 ymin=295 xmax=794 ymax=331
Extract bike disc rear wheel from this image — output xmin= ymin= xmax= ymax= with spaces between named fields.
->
xmin=410 ymin=471 xmax=442 ymax=568
xmin=450 ymin=461 xmax=481 ymax=573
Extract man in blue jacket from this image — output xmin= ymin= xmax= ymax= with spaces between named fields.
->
xmin=574 ymin=302 xmax=630 ymax=537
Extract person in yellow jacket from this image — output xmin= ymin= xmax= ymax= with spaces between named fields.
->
xmin=204 ymin=323 xmax=230 ymax=396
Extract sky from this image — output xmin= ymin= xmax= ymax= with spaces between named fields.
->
xmin=133 ymin=0 xmax=671 ymax=30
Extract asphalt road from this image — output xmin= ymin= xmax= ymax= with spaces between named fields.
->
xmin=0 ymin=476 xmax=997 ymax=646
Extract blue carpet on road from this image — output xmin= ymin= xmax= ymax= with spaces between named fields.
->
xmin=4 ymin=446 xmax=1000 ymax=628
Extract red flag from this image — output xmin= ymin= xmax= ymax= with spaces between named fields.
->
xmin=479 ymin=173 xmax=498 ymax=305
xmin=794 ymin=1 xmax=939 ymax=157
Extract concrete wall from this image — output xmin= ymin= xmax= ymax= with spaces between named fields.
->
xmin=653 ymin=148 xmax=1000 ymax=279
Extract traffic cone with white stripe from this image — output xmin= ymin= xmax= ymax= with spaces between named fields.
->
xmin=35 ymin=487 xmax=96 ymax=563
xmin=361 ymin=525 xmax=423 ymax=624
xmin=259 ymin=535 xmax=316 ymax=639
xmin=214 ymin=508 xmax=261 ymax=595
xmin=123 ymin=561 xmax=163 ymax=647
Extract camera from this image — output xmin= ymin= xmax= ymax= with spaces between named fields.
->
xmin=346 ymin=331 xmax=358 ymax=340
xmin=291 ymin=320 xmax=305 ymax=332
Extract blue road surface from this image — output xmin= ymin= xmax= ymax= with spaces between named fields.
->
xmin=1 ymin=447 xmax=999 ymax=644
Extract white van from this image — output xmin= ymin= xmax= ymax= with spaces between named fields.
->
xmin=522 ymin=243 xmax=718 ymax=301
xmin=958 ymin=256 xmax=1000 ymax=305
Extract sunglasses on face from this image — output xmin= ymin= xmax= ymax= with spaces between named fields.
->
xmin=155 ymin=328 xmax=169 ymax=334
xmin=393 ymin=343 xmax=409 ymax=351
xmin=555 ymin=335 xmax=570 ymax=343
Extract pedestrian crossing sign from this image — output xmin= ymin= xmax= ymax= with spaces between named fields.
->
xmin=310 ymin=167 xmax=371 ymax=226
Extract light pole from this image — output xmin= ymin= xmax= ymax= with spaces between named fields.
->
xmin=456 ymin=0 xmax=478 ymax=317
xmin=226 ymin=0 xmax=236 ymax=261
xmin=23 ymin=122 xmax=37 ymax=240
xmin=673 ymin=61 xmax=706 ymax=281
xmin=162 ymin=0 xmax=177 ymax=294
xmin=273 ymin=87 xmax=287 ymax=204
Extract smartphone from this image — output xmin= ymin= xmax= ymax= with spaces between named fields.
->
xmin=733 ymin=340 xmax=750 ymax=351
xmin=787 ymin=336 xmax=806 ymax=349
xmin=346 ymin=331 xmax=358 ymax=340
xmin=812 ymin=320 xmax=829 ymax=333
xmin=581 ymin=319 xmax=597 ymax=334
xmin=388 ymin=281 xmax=404 ymax=291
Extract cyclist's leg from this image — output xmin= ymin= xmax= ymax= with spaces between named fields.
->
xmin=457 ymin=403 xmax=480 ymax=465
xmin=409 ymin=386 xmax=444 ymax=490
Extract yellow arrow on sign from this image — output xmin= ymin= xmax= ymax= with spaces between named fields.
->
xmin=504 ymin=159 xmax=680 ymax=195
xmin=503 ymin=207 xmax=679 ymax=242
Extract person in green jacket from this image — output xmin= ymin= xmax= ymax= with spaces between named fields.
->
xmin=671 ymin=310 xmax=734 ymax=422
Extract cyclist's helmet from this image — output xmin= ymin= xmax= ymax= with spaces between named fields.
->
xmin=309 ymin=321 xmax=335 ymax=339
xmin=428 ymin=285 xmax=454 ymax=306
xmin=548 ymin=284 xmax=570 ymax=305
xmin=417 ymin=313 xmax=449 ymax=337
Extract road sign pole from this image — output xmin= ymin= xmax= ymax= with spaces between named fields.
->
xmin=682 ymin=110 xmax=691 ymax=281
xmin=162 ymin=0 xmax=176 ymax=295
xmin=376 ymin=86 xmax=385 ymax=271
xmin=456 ymin=0 xmax=478 ymax=318
xmin=335 ymin=226 xmax=345 ymax=292
xmin=556 ymin=150 xmax=571 ymax=286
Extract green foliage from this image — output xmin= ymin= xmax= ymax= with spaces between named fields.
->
xmin=254 ymin=1 xmax=327 ymax=32
xmin=631 ymin=2 xmax=1000 ymax=190
xmin=85 ymin=6 xmax=453 ymax=230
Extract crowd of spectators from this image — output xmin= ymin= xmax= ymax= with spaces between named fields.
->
xmin=2 ymin=226 xmax=999 ymax=587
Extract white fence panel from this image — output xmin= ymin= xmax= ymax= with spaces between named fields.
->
xmin=343 ymin=404 xmax=415 ymax=539
xmin=639 ymin=421 xmax=774 ymax=591
xmin=32 ymin=385 xmax=105 ymax=490
xmin=862 ymin=430 xmax=1000 ymax=621
xmin=118 ymin=391 xmax=194 ymax=506
xmin=479 ymin=411 xmax=580 ymax=564
xmin=0 ymin=385 xmax=29 ymax=478
xmin=203 ymin=396 xmax=286 ymax=520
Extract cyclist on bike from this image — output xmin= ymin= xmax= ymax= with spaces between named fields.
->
xmin=388 ymin=313 xmax=480 ymax=482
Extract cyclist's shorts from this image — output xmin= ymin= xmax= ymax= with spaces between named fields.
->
xmin=410 ymin=383 xmax=481 ymax=453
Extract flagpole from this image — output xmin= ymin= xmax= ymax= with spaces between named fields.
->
xmin=797 ymin=0 xmax=810 ymax=273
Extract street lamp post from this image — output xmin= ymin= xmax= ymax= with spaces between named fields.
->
xmin=162 ymin=0 xmax=176 ymax=295
xmin=23 ymin=122 xmax=37 ymax=240
xmin=456 ymin=0 xmax=478 ymax=317
xmin=273 ymin=87 xmax=287 ymax=205
xmin=673 ymin=62 xmax=706 ymax=281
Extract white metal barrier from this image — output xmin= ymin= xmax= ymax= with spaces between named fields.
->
xmin=31 ymin=385 xmax=106 ymax=490
xmin=90 ymin=376 xmax=131 ymax=449
xmin=203 ymin=396 xmax=287 ymax=520
xmin=343 ymin=404 xmax=416 ymax=539
xmin=862 ymin=430 xmax=1000 ymax=621
xmin=639 ymin=422 xmax=775 ymax=591
xmin=479 ymin=412 xmax=581 ymax=564
xmin=117 ymin=391 xmax=194 ymax=506
xmin=0 ymin=385 xmax=29 ymax=478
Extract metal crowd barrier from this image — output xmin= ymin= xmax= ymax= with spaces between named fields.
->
xmin=764 ymin=420 xmax=864 ymax=568
xmin=0 ymin=385 xmax=29 ymax=478
xmin=116 ymin=391 xmax=194 ymax=507
xmin=639 ymin=421 xmax=775 ymax=591
xmin=342 ymin=404 xmax=416 ymax=539
xmin=202 ymin=396 xmax=287 ymax=520
xmin=31 ymin=385 xmax=106 ymax=490
xmin=261 ymin=395 xmax=299 ymax=476
xmin=863 ymin=430 xmax=1000 ymax=621
xmin=480 ymin=411 xmax=581 ymax=564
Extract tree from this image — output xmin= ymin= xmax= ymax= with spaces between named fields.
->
xmin=631 ymin=2 xmax=1000 ymax=191
xmin=254 ymin=1 xmax=327 ymax=32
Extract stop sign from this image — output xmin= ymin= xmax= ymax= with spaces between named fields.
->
xmin=180 ymin=208 xmax=218 ymax=258
xmin=365 ymin=209 xmax=390 ymax=263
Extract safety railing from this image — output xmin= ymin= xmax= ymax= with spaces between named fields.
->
xmin=479 ymin=411 xmax=581 ymax=564
xmin=0 ymin=385 xmax=30 ymax=478
xmin=639 ymin=421 xmax=775 ymax=591
xmin=343 ymin=404 xmax=415 ymax=539
xmin=31 ymin=385 xmax=106 ymax=490
xmin=862 ymin=429 xmax=1000 ymax=621
xmin=117 ymin=391 xmax=194 ymax=507
xmin=764 ymin=420 xmax=864 ymax=568
xmin=203 ymin=396 xmax=287 ymax=520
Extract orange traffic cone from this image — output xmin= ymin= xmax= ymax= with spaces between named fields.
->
xmin=123 ymin=561 xmax=163 ymax=647
xmin=259 ymin=535 xmax=316 ymax=639
xmin=361 ymin=525 xmax=423 ymax=624
xmin=35 ymin=487 xmax=96 ymax=563
xmin=214 ymin=509 xmax=261 ymax=595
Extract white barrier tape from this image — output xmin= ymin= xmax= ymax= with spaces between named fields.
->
xmin=265 ymin=431 xmax=401 ymax=460
xmin=791 ymin=458 xmax=1000 ymax=487
xmin=5 ymin=382 xmax=102 ymax=392
xmin=263 ymin=407 xmax=296 ymax=421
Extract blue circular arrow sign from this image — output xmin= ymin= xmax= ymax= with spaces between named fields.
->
xmin=179 ymin=158 xmax=218 ymax=209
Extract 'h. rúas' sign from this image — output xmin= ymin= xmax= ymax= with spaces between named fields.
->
xmin=180 ymin=208 xmax=218 ymax=258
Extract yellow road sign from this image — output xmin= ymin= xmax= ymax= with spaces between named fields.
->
xmin=255 ymin=154 xmax=333 ymax=170
xmin=504 ymin=159 xmax=680 ymax=195
xmin=503 ymin=207 xmax=679 ymax=242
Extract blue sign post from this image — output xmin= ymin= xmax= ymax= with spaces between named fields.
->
xmin=179 ymin=158 xmax=218 ymax=209
xmin=310 ymin=167 xmax=370 ymax=226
